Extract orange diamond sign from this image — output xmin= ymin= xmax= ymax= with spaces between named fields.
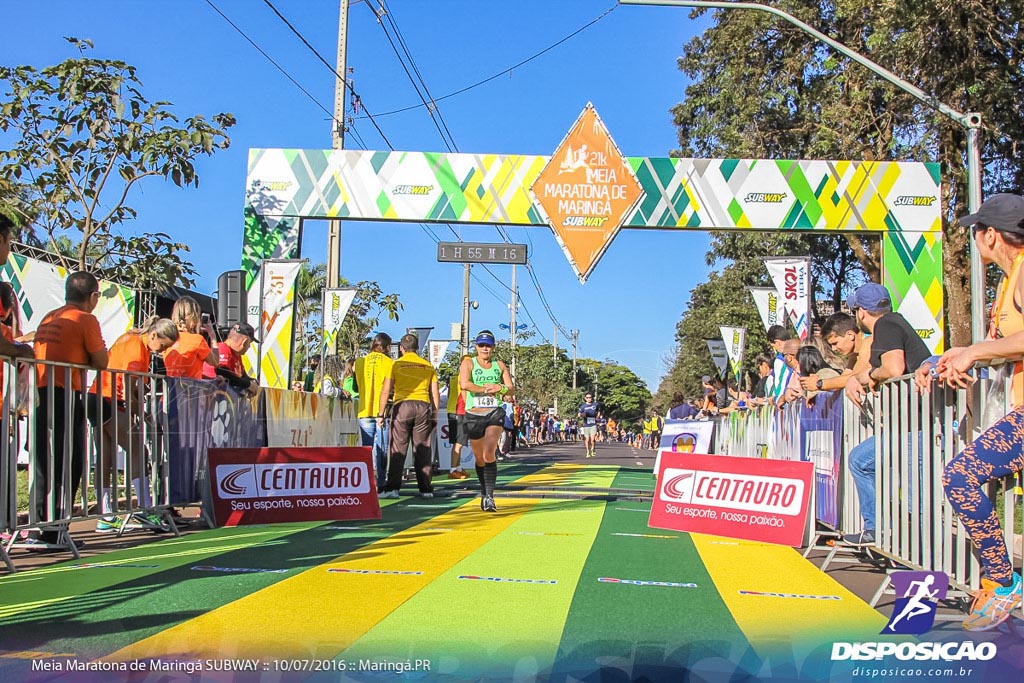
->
xmin=531 ymin=103 xmax=643 ymax=283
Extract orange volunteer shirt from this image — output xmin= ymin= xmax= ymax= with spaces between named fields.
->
xmin=33 ymin=305 xmax=106 ymax=391
xmin=164 ymin=331 xmax=211 ymax=379
xmin=94 ymin=332 xmax=150 ymax=402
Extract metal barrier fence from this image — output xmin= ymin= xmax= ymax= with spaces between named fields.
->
xmin=1 ymin=356 xmax=176 ymax=565
xmin=710 ymin=372 xmax=1024 ymax=608
xmin=0 ymin=355 xmax=268 ymax=571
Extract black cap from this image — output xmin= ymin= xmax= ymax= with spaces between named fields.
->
xmin=958 ymin=193 xmax=1024 ymax=234
xmin=230 ymin=322 xmax=260 ymax=343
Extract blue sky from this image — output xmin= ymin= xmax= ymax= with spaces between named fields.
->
xmin=1 ymin=0 xmax=713 ymax=389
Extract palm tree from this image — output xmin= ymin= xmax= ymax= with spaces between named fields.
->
xmin=293 ymin=261 xmax=326 ymax=379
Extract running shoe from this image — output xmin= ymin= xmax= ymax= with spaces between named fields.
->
xmin=481 ymin=495 xmax=497 ymax=512
xmin=841 ymin=529 xmax=875 ymax=546
xmin=95 ymin=516 xmax=124 ymax=534
xmin=448 ymin=470 xmax=469 ymax=480
xmin=132 ymin=512 xmax=170 ymax=533
xmin=420 ymin=492 xmax=434 ymax=499
xmin=963 ymin=573 xmax=1022 ymax=631
xmin=379 ymin=490 xmax=400 ymax=499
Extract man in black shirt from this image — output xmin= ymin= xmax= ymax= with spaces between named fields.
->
xmin=841 ymin=282 xmax=930 ymax=545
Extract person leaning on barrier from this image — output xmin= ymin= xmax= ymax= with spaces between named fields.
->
xmin=90 ymin=317 xmax=179 ymax=534
xmin=164 ymin=296 xmax=218 ymax=379
xmin=841 ymin=282 xmax=931 ymax=547
xmin=914 ymin=193 xmax=1024 ymax=631
xmin=777 ymin=339 xmax=804 ymax=407
xmin=800 ymin=312 xmax=873 ymax=396
xmin=28 ymin=271 xmax=109 ymax=550
xmin=202 ymin=322 xmax=259 ymax=394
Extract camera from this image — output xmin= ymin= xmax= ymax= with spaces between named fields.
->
xmin=201 ymin=313 xmax=211 ymax=325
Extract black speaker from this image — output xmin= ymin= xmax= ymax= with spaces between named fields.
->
xmin=217 ymin=270 xmax=247 ymax=327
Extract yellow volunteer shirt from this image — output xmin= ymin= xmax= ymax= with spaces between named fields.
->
xmin=446 ymin=373 xmax=461 ymax=414
xmin=355 ymin=351 xmax=393 ymax=418
xmin=389 ymin=352 xmax=436 ymax=404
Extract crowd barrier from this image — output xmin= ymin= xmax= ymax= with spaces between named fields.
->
xmin=710 ymin=371 xmax=1024 ymax=611
xmin=0 ymin=355 xmax=363 ymax=571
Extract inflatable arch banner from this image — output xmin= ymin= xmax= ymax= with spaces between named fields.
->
xmin=241 ymin=106 xmax=944 ymax=386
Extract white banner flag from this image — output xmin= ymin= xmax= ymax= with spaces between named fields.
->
xmin=406 ymin=327 xmax=433 ymax=356
xmin=321 ymin=287 xmax=357 ymax=355
xmin=427 ymin=340 xmax=453 ymax=368
xmin=764 ymin=257 xmax=812 ymax=340
xmin=253 ymin=259 xmax=302 ymax=389
xmin=719 ymin=326 xmax=746 ymax=382
xmin=748 ymin=287 xmax=785 ymax=333
xmin=705 ymin=339 xmax=729 ymax=380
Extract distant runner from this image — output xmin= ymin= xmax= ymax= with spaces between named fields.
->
xmin=578 ymin=393 xmax=600 ymax=458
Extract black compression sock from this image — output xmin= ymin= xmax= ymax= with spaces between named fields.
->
xmin=476 ymin=465 xmax=486 ymax=493
xmin=483 ymin=461 xmax=498 ymax=497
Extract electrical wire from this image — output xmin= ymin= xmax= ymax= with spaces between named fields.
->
xmin=363 ymin=5 xmax=618 ymax=119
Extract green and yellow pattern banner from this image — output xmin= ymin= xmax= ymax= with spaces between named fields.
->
xmin=241 ymin=149 xmax=944 ymax=351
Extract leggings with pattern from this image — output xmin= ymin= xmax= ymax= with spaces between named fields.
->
xmin=942 ymin=405 xmax=1024 ymax=584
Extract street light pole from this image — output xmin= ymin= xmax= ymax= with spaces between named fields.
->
xmin=620 ymin=0 xmax=985 ymax=340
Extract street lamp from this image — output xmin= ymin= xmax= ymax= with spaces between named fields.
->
xmin=620 ymin=0 xmax=985 ymax=339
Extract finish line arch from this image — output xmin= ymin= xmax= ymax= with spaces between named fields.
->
xmin=241 ymin=140 xmax=942 ymax=388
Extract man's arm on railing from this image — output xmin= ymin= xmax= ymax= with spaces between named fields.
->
xmin=0 ymin=335 xmax=34 ymax=360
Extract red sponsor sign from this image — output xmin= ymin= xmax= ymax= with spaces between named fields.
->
xmin=208 ymin=447 xmax=381 ymax=527
xmin=648 ymin=451 xmax=812 ymax=546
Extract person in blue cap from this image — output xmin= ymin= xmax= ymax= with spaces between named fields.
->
xmin=458 ymin=330 xmax=514 ymax=512
xmin=842 ymin=281 xmax=930 ymax=547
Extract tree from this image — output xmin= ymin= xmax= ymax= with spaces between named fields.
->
xmin=292 ymin=261 xmax=327 ymax=378
xmin=672 ymin=1 xmax=1024 ymax=347
xmin=333 ymin=281 xmax=403 ymax=358
xmin=0 ymin=38 xmax=235 ymax=289
xmin=655 ymin=229 xmax=865 ymax=407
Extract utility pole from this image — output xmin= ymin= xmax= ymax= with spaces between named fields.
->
xmin=326 ymin=0 xmax=349 ymax=288
xmin=460 ymin=263 xmax=471 ymax=356
xmin=571 ymin=330 xmax=579 ymax=389
xmin=510 ymin=264 xmax=517 ymax=381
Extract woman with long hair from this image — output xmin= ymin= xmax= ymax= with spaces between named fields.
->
xmin=164 ymin=296 xmax=218 ymax=379
xmin=91 ymin=316 xmax=179 ymax=533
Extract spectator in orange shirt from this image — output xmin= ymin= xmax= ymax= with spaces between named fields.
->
xmin=164 ymin=296 xmax=218 ymax=379
xmin=90 ymin=317 xmax=178 ymax=533
xmin=30 ymin=271 xmax=108 ymax=549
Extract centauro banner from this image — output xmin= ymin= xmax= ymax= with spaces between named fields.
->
xmin=748 ymin=287 xmax=785 ymax=332
xmin=764 ymin=257 xmax=812 ymax=340
xmin=321 ymin=287 xmax=357 ymax=355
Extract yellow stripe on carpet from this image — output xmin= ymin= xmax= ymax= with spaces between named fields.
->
xmin=104 ymin=465 xmax=593 ymax=662
xmin=690 ymin=534 xmax=886 ymax=657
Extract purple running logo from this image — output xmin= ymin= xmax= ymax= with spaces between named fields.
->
xmin=882 ymin=571 xmax=947 ymax=635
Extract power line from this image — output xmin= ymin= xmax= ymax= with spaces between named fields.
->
xmin=361 ymin=5 xmax=619 ymax=119
xmin=216 ymin=0 xmax=563 ymax=345
xmin=204 ymin=0 xmax=337 ymax=125
xmin=261 ymin=0 xmax=394 ymax=148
